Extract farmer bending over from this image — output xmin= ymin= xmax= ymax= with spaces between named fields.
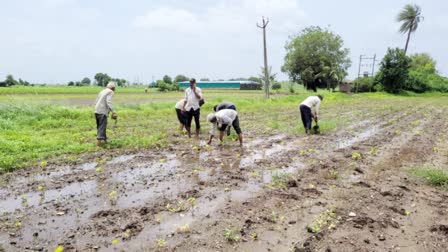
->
xmin=182 ymin=78 xmax=202 ymax=138
xmin=175 ymin=98 xmax=187 ymax=132
xmin=207 ymin=109 xmax=243 ymax=146
xmin=213 ymin=101 xmax=236 ymax=136
xmin=299 ymin=95 xmax=323 ymax=134
xmin=94 ymin=81 xmax=117 ymax=146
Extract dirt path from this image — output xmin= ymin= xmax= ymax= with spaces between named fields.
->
xmin=1 ymin=99 xmax=447 ymax=252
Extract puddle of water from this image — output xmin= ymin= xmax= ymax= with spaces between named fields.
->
xmin=0 ymin=180 xmax=97 ymax=213
xmin=107 ymin=155 xmax=136 ymax=165
xmin=79 ymin=162 xmax=97 ymax=171
xmin=114 ymin=157 xmax=179 ymax=184
xmin=336 ymin=127 xmax=378 ymax=149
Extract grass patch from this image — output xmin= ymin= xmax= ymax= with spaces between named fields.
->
xmin=1 ymin=88 xmax=448 ymax=172
xmin=410 ymin=167 xmax=448 ymax=188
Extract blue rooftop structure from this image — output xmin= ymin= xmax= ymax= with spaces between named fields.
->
xmin=178 ymin=81 xmax=260 ymax=89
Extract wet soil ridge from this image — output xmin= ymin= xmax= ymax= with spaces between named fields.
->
xmin=1 ymin=101 xmax=448 ymax=251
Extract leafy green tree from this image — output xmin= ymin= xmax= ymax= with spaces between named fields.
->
xmin=68 ymin=81 xmax=75 ymax=86
xmin=316 ymin=66 xmax=341 ymax=91
xmin=94 ymin=73 xmax=111 ymax=87
xmin=163 ymin=75 xmax=173 ymax=84
xmin=174 ymin=74 xmax=189 ymax=83
xmin=81 ymin=77 xmax=91 ymax=85
xmin=5 ymin=75 xmax=18 ymax=87
xmin=376 ymin=48 xmax=411 ymax=93
xmin=157 ymin=80 xmax=180 ymax=92
xmin=282 ymin=26 xmax=351 ymax=91
xmin=397 ymin=4 xmax=423 ymax=54
xmin=409 ymin=53 xmax=436 ymax=74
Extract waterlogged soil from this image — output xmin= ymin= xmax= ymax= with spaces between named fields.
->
xmin=1 ymin=99 xmax=448 ymax=251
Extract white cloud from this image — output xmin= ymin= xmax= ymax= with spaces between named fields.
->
xmin=132 ymin=7 xmax=204 ymax=33
xmin=132 ymin=0 xmax=308 ymax=35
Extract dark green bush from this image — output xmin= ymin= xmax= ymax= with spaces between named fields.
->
xmin=272 ymin=83 xmax=282 ymax=90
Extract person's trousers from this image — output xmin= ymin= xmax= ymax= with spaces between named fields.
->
xmin=176 ymin=109 xmax=186 ymax=125
xmin=95 ymin=113 xmax=108 ymax=140
xmin=186 ymin=108 xmax=200 ymax=130
xmin=299 ymin=105 xmax=312 ymax=130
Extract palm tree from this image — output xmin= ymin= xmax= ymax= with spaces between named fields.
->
xmin=397 ymin=4 xmax=423 ymax=54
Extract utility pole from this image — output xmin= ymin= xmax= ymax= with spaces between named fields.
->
xmin=257 ymin=16 xmax=270 ymax=98
xmin=356 ymin=54 xmax=378 ymax=93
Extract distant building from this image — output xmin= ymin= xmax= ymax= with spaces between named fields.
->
xmin=149 ymin=81 xmax=156 ymax=88
xmin=178 ymin=81 xmax=261 ymax=90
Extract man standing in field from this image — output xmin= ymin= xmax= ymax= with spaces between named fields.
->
xmin=299 ymin=95 xmax=323 ymax=134
xmin=182 ymin=78 xmax=202 ymax=138
xmin=207 ymin=109 xmax=243 ymax=146
xmin=213 ymin=101 xmax=237 ymax=136
xmin=175 ymin=98 xmax=187 ymax=132
xmin=94 ymin=81 xmax=117 ymax=146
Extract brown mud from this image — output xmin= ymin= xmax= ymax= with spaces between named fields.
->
xmin=1 ymin=99 xmax=448 ymax=251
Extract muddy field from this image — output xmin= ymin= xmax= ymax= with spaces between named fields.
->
xmin=1 ymin=97 xmax=448 ymax=251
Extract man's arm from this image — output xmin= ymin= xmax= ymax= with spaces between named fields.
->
xmin=207 ymin=122 xmax=217 ymax=144
xmin=193 ymin=88 xmax=202 ymax=99
xmin=106 ymin=93 xmax=115 ymax=113
xmin=314 ymin=100 xmax=320 ymax=119
xmin=182 ymin=90 xmax=188 ymax=112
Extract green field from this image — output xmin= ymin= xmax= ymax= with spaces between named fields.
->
xmin=1 ymin=86 xmax=446 ymax=172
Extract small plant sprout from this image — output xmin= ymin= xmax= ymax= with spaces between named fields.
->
xmin=352 ymin=152 xmax=361 ymax=160
xmin=21 ymin=194 xmax=28 ymax=205
xmin=405 ymin=210 xmax=411 ymax=216
xmin=109 ymin=190 xmax=117 ymax=205
xmin=270 ymin=211 xmax=278 ymax=223
xmin=15 ymin=221 xmax=22 ymax=228
xmin=95 ymin=167 xmax=103 ymax=173
xmin=40 ymin=161 xmax=48 ymax=167
xmin=224 ymin=187 xmax=230 ymax=192
xmin=327 ymin=169 xmax=339 ymax=180
xmin=309 ymin=208 xmax=337 ymax=233
xmin=187 ymin=197 xmax=196 ymax=208
xmin=155 ymin=238 xmax=166 ymax=248
xmin=112 ymin=239 xmax=119 ymax=245
xmin=224 ymin=227 xmax=240 ymax=242
xmin=250 ymin=233 xmax=258 ymax=241
xmin=37 ymin=185 xmax=44 ymax=191
xmin=370 ymin=146 xmax=377 ymax=156
xmin=176 ymin=223 xmax=190 ymax=233
xmin=54 ymin=245 xmax=64 ymax=252
xmin=159 ymin=158 xmax=166 ymax=163
xmin=433 ymin=146 xmax=439 ymax=152
xmin=250 ymin=171 xmax=260 ymax=178
xmin=395 ymin=129 xmax=401 ymax=135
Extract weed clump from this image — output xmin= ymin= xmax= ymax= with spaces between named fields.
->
xmin=411 ymin=167 xmax=448 ymax=188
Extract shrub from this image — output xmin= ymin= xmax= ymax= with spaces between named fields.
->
xmin=272 ymin=83 xmax=281 ymax=90
xmin=352 ymin=76 xmax=377 ymax=92
xmin=376 ymin=48 xmax=411 ymax=93
xmin=157 ymin=81 xmax=180 ymax=92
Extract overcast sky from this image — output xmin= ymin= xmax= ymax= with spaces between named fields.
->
xmin=1 ymin=0 xmax=447 ymax=84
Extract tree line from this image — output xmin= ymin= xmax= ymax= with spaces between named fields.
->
xmin=282 ymin=4 xmax=447 ymax=93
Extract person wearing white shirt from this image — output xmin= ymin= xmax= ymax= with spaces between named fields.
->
xmin=299 ymin=95 xmax=323 ymax=134
xmin=94 ymin=82 xmax=117 ymax=146
xmin=182 ymin=78 xmax=203 ymax=138
xmin=175 ymin=98 xmax=187 ymax=132
xmin=207 ymin=109 xmax=243 ymax=146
